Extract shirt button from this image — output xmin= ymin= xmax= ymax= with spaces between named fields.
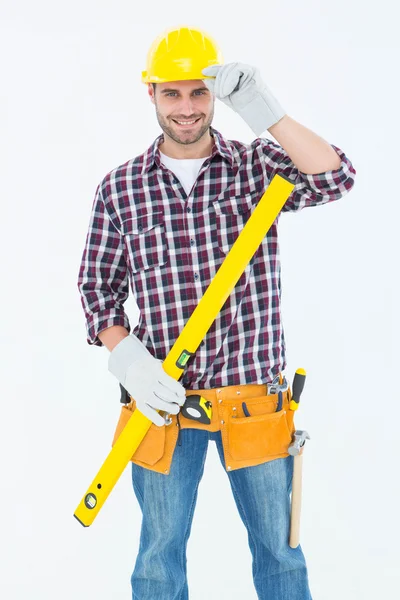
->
xmin=187 ymin=207 xmax=191 ymax=213
xmin=137 ymin=224 xmax=143 ymax=231
xmin=200 ymin=340 xmax=205 ymax=347
xmin=190 ymin=239 xmax=195 ymax=246
xmin=173 ymin=178 xmax=179 ymax=184
xmin=194 ymin=273 xmax=199 ymax=281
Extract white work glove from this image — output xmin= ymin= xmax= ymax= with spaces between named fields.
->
xmin=108 ymin=334 xmax=186 ymax=427
xmin=202 ymin=62 xmax=286 ymax=136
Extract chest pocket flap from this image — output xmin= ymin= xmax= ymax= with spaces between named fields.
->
xmin=211 ymin=193 xmax=257 ymax=216
xmin=120 ymin=211 xmax=164 ymax=235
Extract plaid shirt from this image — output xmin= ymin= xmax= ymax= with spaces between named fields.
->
xmin=77 ymin=126 xmax=356 ymax=389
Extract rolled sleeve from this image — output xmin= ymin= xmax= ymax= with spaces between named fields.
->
xmin=77 ymin=182 xmax=131 ymax=347
xmin=260 ymin=138 xmax=356 ymax=213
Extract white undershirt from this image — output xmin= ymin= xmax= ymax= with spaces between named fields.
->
xmin=160 ymin=151 xmax=211 ymax=196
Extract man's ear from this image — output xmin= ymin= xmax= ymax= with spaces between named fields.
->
xmin=148 ymin=83 xmax=155 ymax=104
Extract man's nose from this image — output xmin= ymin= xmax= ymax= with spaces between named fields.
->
xmin=178 ymin=96 xmax=197 ymax=117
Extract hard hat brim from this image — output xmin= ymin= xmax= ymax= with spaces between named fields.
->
xmin=141 ymin=68 xmax=220 ymax=84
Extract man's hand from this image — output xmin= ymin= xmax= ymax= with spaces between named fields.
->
xmin=108 ymin=334 xmax=186 ymax=427
xmin=202 ymin=62 xmax=286 ymax=136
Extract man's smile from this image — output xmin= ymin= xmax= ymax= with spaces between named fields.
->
xmin=171 ymin=117 xmax=202 ymax=128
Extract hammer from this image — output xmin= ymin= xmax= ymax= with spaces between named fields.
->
xmin=288 ymin=429 xmax=310 ymax=548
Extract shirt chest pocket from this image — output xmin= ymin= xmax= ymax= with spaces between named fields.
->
xmin=211 ymin=193 xmax=257 ymax=256
xmin=121 ymin=212 xmax=168 ymax=273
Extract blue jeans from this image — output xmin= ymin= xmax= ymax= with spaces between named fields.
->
xmin=131 ymin=428 xmax=312 ymax=599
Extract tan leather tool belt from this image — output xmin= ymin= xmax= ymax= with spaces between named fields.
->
xmin=112 ymin=377 xmax=296 ymax=475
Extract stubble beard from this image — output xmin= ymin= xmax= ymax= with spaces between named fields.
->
xmin=154 ymin=102 xmax=214 ymax=146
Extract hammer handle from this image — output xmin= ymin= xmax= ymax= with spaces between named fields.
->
xmin=289 ymin=452 xmax=303 ymax=548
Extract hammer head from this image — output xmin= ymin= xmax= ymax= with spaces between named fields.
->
xmin=288 ymin=429 xmax=310 ymax=456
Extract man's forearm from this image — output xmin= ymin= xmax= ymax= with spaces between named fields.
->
xmin=98 ymin=325 xmax=130 ymax=352
xmin=268 ymin=115 xmax=342 ymax=175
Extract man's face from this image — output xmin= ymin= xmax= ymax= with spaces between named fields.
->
xmin=148 ymin=80 xmax=214 ymax=145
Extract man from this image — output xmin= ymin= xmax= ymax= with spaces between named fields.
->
xmin=77 ymin=26 xmax=356 ymax=600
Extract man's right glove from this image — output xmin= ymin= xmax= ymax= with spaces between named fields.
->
xmin=202 ymin=62 xmax=286 ymax=136
xmin=108 ymin=334 xmax=186 ymax=427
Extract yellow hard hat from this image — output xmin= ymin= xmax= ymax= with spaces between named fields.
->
xmin=141 ymin=26 xmax=223 ymax=84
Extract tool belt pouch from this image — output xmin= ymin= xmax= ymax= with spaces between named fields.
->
xmin=111 ymin=399 xmax=178 ymax=473
xmin=222 ymin=390 xmax=295 ymax=469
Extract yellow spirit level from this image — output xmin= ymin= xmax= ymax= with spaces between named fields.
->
xmin=74 ymin=173 xmax=295 ymax=526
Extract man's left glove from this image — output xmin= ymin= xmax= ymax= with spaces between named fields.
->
xmin=202 ymin=62 xmax=285 ymax=136
xmin=108 ymin=334 xmax=186 ymax=427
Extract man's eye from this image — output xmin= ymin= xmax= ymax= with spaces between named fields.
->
xmin=165 ymin=91 xmax=206 ymax=97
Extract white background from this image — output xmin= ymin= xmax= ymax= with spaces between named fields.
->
xmin=1 ymin=1 xmax=399 ymax=598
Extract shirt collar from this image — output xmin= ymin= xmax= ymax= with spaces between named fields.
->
xmin=140 ymin=126 xmax=235 ymax=174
